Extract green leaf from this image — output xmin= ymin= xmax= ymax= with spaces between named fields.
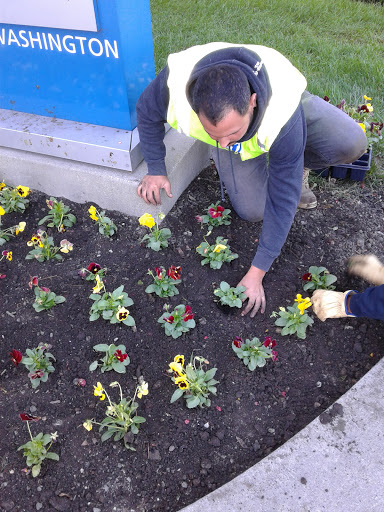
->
xmin=220 ymin=281 xmax=230 ymax=292
xmin=93 ymin=344 xmax=110 ymax=352
xmin=170 ymin=388 xmax=184 ymax=403
xmin=204 ymin=368 xmax=217 ymax=381
xmin=89 ymin=312 xmax=100 ymax=321
xmin=45 ymin=452 xmax=59 ymax=461
xmin=101 ymin=430 xmax=115 ymax=442
xmin=186 ymin=396 xmax=200 ymax=408
xmin=89 ymin=360 xmax=98 ymax=372
xmin=112 ymin=361 xmax=126 ymax=373
xmin=32 ymin=464 xmax=41 ymax=478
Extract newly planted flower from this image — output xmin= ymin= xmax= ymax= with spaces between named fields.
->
xmin=26 ymin=230 xmax=72 ymax=262
xmin=83 ymin=380 xmax=147 ymax=450
xmin=271 ymin=294 xmax=314 ymax=339
xmin=145 ymin=265 xmax=181 ymax=298
xmin=78 ymin=262 xmax=107 ymax=282
xmin=38 ymin=197 xmax=76 ymax=232
xmin=0 ymin=183 xmax=30 ymax=213
xmin=196 ymin=235 xmax=238 ymax=269
xmin=199 ymin=202 xmax=232 ymax=228
xmin=168 ymin=354 xmax=219 ymax=408
xmin=89 ymin=344 xmax=130 ymax=373
xmin=213 ymin=281 xmax=246 ymax=308
xmin=88 ymin=205 xmax=117 ymax=237
xmin=158 ymin=304 xmax=196 ymax=339
xmin=232 ymin=336 xmax=277 ymax=371
xmin=20 ymin=343 xmax=56 ymax=388
xmin=89 ymin=283 xmax=135 ymax=329
xmin=30 ymin=277 xmax=66 ymax=312
xmin=17 ymin=415 xmax=59 ymax=477
xmin=0 ymin=207 xmax=26 ymax=245
xmin=301 ymin=266 xmax=337 ymax=292
xmin=139 ymin=212 xmax=171 ymax=251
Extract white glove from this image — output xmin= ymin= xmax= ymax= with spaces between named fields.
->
xmin=312 ymin=289 xmax=355 ymax=322
xmin=348 ymin=254 xmax=384 ymax=285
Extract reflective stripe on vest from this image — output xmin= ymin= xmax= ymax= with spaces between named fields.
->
xmin=166 ymin=42 xmax=307 ymax=160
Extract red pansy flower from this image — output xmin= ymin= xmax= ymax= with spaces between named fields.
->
xmin=29 ymin=276 xmax=39 ymax=289
xmin=195 ymin=215 xmax=203 ymax=223
xmin=40 ymin=286 xmax=50 ymax=293
xmin=0 ymin=274 xmax=6 ymax=279
xmin=88 ymin=262 xmax=101 ymax=274
xmin=183 ymin=305 xmax=194 ymax=322
xmin=10 ymin=349 xmax=23 ymax=366
xmin=233 ymin=336 xmax=243 ymax=348
xmin=208 ymin=205 xmax=225 ymax=218
xmin=167 ymin=265 xmax=181 ymax=280
xmin=164 ymin=315 xmax=174 ymax=324
xmin=19 ymin=413 xmax=40 ymax=422
xmin=302 ymin=273 xmax=312 ymax=281
xmin=272 ymin=350 xmax=278 ymax=362
xmin=264 ymin=336 xmax=276 ymax=349
xmin=154 ymin=267 xmax=163 ymax=279
xmin=114 ymin=349 xmax=128 ymax=362
xmin=323 ymin=96 xmax=330 ymax=102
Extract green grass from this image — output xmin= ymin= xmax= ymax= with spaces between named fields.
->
xmin=149 ymin=0 xmax=384 ymax=177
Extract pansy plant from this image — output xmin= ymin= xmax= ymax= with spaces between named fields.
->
xmin=199 ymin=202 xmax=231 ymax=228
xmin=89 ymin=282 xmax=136 ymax=329
xmin=232 ymin=336 xmax=277 ymax=371
xmin=88 ymin=205 xmax=117 ymax=237
xmin=145 ymin=265 xmax=181 ymax=298
xmin=31 ymin=277 xmax=66 ymax=312
xmin=0 ymin=205 xmax=26 ymax=245
xmin=301 ymin=266 xmax=337 ymax=291
xmin=139 ymin=212 xmax=171 ymax=251
xmin=17 ymin=414 xmax=59 ymax=478
xmin=20 ymin=343 xmax=56 ymax=388
xmin=26 ymin=230 xmax=73 ymax=262
xmin=0 ymin=183 xmax=30 ymax=213
xmin=89 ymin=343 xmax=130 ymax=373
xmin=83 ymin=380 xmax=147 ymax=450
xmin=168 ymin=354 xmax=219 ymax=408
xmin=38 ymin=196 xmax=76 ymax=232
xmin=213 ymin=281 xmax=246 ymax=308
xmin=271 ymin=294 xmax=314 ymax=340
xmin=158 ymin=304 xmax=196 ymax=339
xmin=196 ymin=235 xmax=238 ymax=269
xmin=78 ymin=262 xmax=107 ymax=282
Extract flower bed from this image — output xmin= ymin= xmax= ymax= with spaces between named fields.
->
xmin=1 ymin=167 xmax=383 ymax=512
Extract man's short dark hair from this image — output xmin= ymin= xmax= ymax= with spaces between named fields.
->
xmin=189 ymin=65 xmax=251 ymax=125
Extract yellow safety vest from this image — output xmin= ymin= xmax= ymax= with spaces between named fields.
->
xmin=167 ymin=42 xmax=307 ymax=160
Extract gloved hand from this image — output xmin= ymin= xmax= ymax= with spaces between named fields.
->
xmin=312 ymin=289 xmax=355 ymax=322
xmin=348 ymin=254 xmax=384 ymax=285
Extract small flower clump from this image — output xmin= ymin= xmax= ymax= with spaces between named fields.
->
xmin=145 ymin=265 xmax=181 ymax=297
xmin=158 ymin=304 xmax=195 ymax=339
xmin=168 ymin=354 xmax=219 ymax=408
xmin=301 ymin=265 xmax=337 ymax=291
xmin=271 ymin=294 xmax=314 ymax=339
xmin=88 ymin=205 xmax=117 ymax=237
xmin=232 ymin=336 xmax=277 ymax=371
xmin=198 ymin=202 xmax=232 ymax=228
xmin=0 ymin=183 xmax=30 ymax=213
xmin=139 ymin=212 xmax=171 ymax=251
xmin=20 ymin=343 xmax=56 ymax=388
xmin=89 ymin=343 xmax=130 ymax=373
xmin=39 ymin=197 xmax=76 ymax=232
xmin=196 ymin=235 xmax=238 ymax=269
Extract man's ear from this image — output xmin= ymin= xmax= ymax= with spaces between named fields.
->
xmin=250 ymin=93 xmax=257 ymax=109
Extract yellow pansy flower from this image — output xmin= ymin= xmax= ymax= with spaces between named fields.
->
xmin=90 ymin=213 xmax=99 ymax=221
xmin=174 ymin=354 xmax=185 ymax=366
xmin=137 ymin=381 xmax=149 ymax=399
xmin=16 ymin=185 xmax=30 ymax=197
xmin=138 ymin=213 xmax=155 ymax=229
xmin=93 ymin=382 xmax=105 ymax=400
xmin=175 ymin=376 xmax=189 ymax=390
xmin=0 ymin=182 xmax=6 ymax=191
xmin=88 ymin=205 xmax=97 ymax=215
xmin=83 ymin=420 xmax=93 ymax=431
xmin=17 ymin=221 xmax=26 ymax=232
xmin=116 ymin=307 xmax=129 ymax=321
xmin=6 ymin=251 xmax=12 ymax=261
xmin=213 ymin=244 xmax=227 ymax=253
xmin=363 ymin=95 xmax=372 ymax=101
xmin=0 ymin=206 xmax=5 ymax=216
xmin=93 ymin=274 xmax=104 ymax=294
xmin=366 ymin=103 xmax=373 ymax=112
xmin=169 ymin=361 xmax=184 ymax=376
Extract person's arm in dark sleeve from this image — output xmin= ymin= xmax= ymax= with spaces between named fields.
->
xmin=136 ymin=66 xmax=170 ymax=176
xmin=349 ymin=285 xmax=384 ymax=321
xmin=251 ymin=104 xmax=307 ymax=271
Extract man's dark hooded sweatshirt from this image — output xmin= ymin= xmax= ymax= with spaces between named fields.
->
xmin=136 ymin=44 xmax=307 ymax=272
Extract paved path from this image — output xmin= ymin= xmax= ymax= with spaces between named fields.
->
xmin=180 ymin=356 xmax=384 ymax=512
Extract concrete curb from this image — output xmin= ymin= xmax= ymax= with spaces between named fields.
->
xmin=180 ymin=357 xmax=384 ymax=512
xmin=0 ymin=129 xmax=210 ymax=218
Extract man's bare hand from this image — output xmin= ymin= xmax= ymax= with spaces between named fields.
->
xmin=137 ymin=175 xmax=172 ymax=206
xmin=237 ymin=266 xmax=267 ymax=317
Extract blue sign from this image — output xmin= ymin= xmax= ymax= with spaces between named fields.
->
xmin=0 ymin=0 xmax=155 ymax=130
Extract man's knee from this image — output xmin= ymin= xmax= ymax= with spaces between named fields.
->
xmin=234 ymin=204 xmax=264 ymax=223
xmin=339 ymin=123 xmax=368 ymax=164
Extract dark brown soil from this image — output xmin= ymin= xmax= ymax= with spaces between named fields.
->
xmin=1 ymin=166 xmax=383 ymax=512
